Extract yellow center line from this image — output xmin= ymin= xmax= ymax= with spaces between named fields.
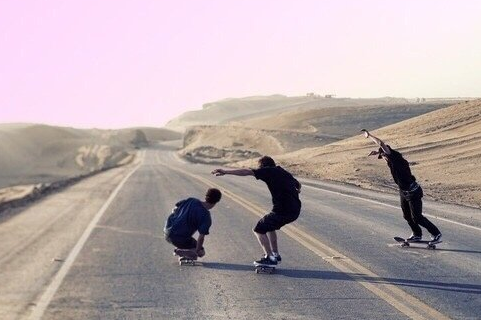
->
xmin=156 ymin=152 xmax=451 ymax=320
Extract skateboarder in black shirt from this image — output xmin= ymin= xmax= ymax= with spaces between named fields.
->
xmin=362 ymin=130 xmax=442 ymax=244
xmin=164 ymin=188 xmax=222 ymax=259
xmin=212 ymin=156 xmax=301 ymax=266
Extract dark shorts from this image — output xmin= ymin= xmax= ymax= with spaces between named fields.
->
xmin=253 ymin=211 xmax=300 ymax=234
xmin=165 ymin=234 xmax=197 ymax=249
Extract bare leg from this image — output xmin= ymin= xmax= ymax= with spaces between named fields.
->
xmin=254 ymin=231 xmax=273 ymax=256
xmin=267 ymin=231 xmax=278 ymax=253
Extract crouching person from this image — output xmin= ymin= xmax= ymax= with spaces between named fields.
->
xmin=164 ymin=188 xmax=222 ymax=260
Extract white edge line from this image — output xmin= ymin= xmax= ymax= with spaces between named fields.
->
xmin=303 ymin=184 xmax=481 ymax=232
xmin=28 ymin=151 xmax=144 ymax=320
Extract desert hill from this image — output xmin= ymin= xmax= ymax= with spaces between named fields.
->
xmin=165 ymin=95 xmax=418 ymax=131
xmin=0 ymin=124 xmax=180 ymax=189
xmin=180 ymin=96 xmax=453 ymax=164
xmin=231 ymin=103 xmax=446 ymax=136
xmin=257 ymin=99 xmax=481 ymax=207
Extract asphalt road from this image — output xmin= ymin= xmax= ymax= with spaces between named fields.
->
xmin=1 ymin=144 xmax=480 ymax=320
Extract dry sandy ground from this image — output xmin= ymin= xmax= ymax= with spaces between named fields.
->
xmin=232 ymin=103 xmax=447 ymax=135
xmin=234 ymin=100 xmax=481 ymax=208
xmin=165 ymin=95 xmax=419 ymax=131
xmin=173 ymin=95 xmax=478 ymax=207
xmin=0 ymin=124 xmax=180 ymax=205
xmin=180 ymin=97 xmax=452 ymax=164
xmin=180 ymin=125 xmax=331 ymax=164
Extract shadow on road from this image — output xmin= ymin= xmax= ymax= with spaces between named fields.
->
xmin=396 ymin=246 xmax=481 ymax=255
xmin=203 ymin=262 xmax=253 ymax=272
xmin=202 ymin=262 xmax=481 ymax=294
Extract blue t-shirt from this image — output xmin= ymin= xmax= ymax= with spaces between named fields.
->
xmin=164 ymin=198 xmax=212 ymax=238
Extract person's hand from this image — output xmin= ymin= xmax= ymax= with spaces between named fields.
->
xmin=296 ymin=185 xmax=302 ymax=194
xmin=361 ymin=129 xmax=370 ymax=138
xmin=368 ymin=150 xmax=379 ymax=157
xmin=196 ymin=248 xmax=205 ymax=257
xmin=211 ymin=169 xmax=226 ymax=176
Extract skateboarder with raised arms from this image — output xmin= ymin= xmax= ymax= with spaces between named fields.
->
xmin=361 ymin=129 xmax=442 ymax=244
xmin=212 ymin=156 xmax=301 ymax=267
xmin=164 ymin=188 xmax=222 ymax=260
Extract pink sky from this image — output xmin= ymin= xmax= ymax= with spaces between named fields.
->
xmin=1 ymin=0 xmax=480 ymax=128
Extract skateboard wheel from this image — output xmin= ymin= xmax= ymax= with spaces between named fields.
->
xmin=428 ymin=244 xmax=436 ymax=250
xmin=255 ymin=266 xmax=274 ymax=274
xmin=401 ymin=242 xmax=410 ymax=247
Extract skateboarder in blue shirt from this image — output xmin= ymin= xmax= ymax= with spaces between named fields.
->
xmin=164 ymin=188 xmax=222 ymax=259
xmin=362 ymin=130 xmax=442 ymax=244
xmin=212 ymin=156 xmax=301 ymax=267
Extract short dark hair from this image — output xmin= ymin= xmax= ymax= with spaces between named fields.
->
xmin=258 ymin=156 xmax=276 ymax=168
xmin=205 ymin=188 xmax=222 ymax=204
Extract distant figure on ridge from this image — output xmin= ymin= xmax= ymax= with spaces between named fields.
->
xmin=212 ymin=156 xmax=301 ymax=268
xmin=361 ymin=129 xmax=442 ymax=244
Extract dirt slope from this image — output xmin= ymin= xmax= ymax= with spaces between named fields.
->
xmin=0 ymin=124 xmax=180 ymax=189
xmin=165 ymin=95 xmax=415 ymax=131
xmin=266 ymin=100 xmax=481 ymax=207
xmin=180 ymin=100 xmax=452 ymax=164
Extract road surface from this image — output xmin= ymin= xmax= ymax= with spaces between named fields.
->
xmin=1 ymin=144 xmax=480 ymax=319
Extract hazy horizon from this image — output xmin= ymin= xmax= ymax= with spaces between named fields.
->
xmin=1 ymin=0 xmax=480 ymax=129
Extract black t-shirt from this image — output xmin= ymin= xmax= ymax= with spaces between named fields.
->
xmin=164 ymin=198 xmax=212 ymax=238
xmin=384 ymin=146 xmax=416 ymax=191
xmin=252 ymin=166 xmax=301 ymax=214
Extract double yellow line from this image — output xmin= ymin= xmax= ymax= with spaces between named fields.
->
xmin=157 ymin=153 xmax=450 ymax=320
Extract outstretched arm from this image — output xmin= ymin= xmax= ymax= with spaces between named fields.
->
xmin=211 ymin=168 xmax=254 ymax=176
xmin=361 ymin=129 xmax=391 ymax=155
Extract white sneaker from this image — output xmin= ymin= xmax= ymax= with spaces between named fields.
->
xmin=430 ymin=233 xmax=442 ymax=244
xmin=406 ymin=234 xmax=422 ymax=242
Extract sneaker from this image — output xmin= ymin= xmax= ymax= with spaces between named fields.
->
xmin=273 ymin=252 xmax=282 ymax=263
xmin=253 ymin=255 xmax=277 ymax=266
xmin=406 ymin=234 xmax=422 ymax=242
xmin=430 ymin=233 xmax=442 ymax=244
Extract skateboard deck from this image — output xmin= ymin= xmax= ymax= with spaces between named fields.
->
xmin=173 ymin=249 xmax=200 ymax=266
xmin=178 ymin=258 xmax=200 ymax=266
xmin=254 ymin=264 xmax=276 ymax=274
xmin=394 ymin=236 xmax=441 ymax=250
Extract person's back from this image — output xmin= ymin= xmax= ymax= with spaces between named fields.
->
xmin=164 ymin=188 xmax=222 ymax=258
xmin=383 ymin=146 xmax=417 ymax=191
xmin=164 ymin=197 xmax=211 ymax=238
xmin=253 ymin=165 xmax=301 ymax=214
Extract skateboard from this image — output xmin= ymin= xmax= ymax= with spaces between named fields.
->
xmin=394 ymin=236 xmax=441 ymax=250
xmin=173 ymin=249 xmax=199 ymax=266
xmin=254 ymin=264 xmax=276 ymax=274
xmin=178 ymin=257 xmax=199 ymax=266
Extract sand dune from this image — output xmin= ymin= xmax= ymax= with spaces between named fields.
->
xmin=181 ymin=125 xmax=339 ymax=164
xmin=232 ymin=104 xmax=448 ymax=136
xmin=182 ymin=126 xmax=284 ymax=164
xmin=165 ymin=95 xmax=419 ymax=131
xmin=176 ymin=94 xmax=479 ymax=206
xmin=0 ymin=124 xmax=180 ymax=190
xmin=180 ymin=96 xmax=452 ymax=164
xmin=254 ymin=99 xmax=481 ymax=207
